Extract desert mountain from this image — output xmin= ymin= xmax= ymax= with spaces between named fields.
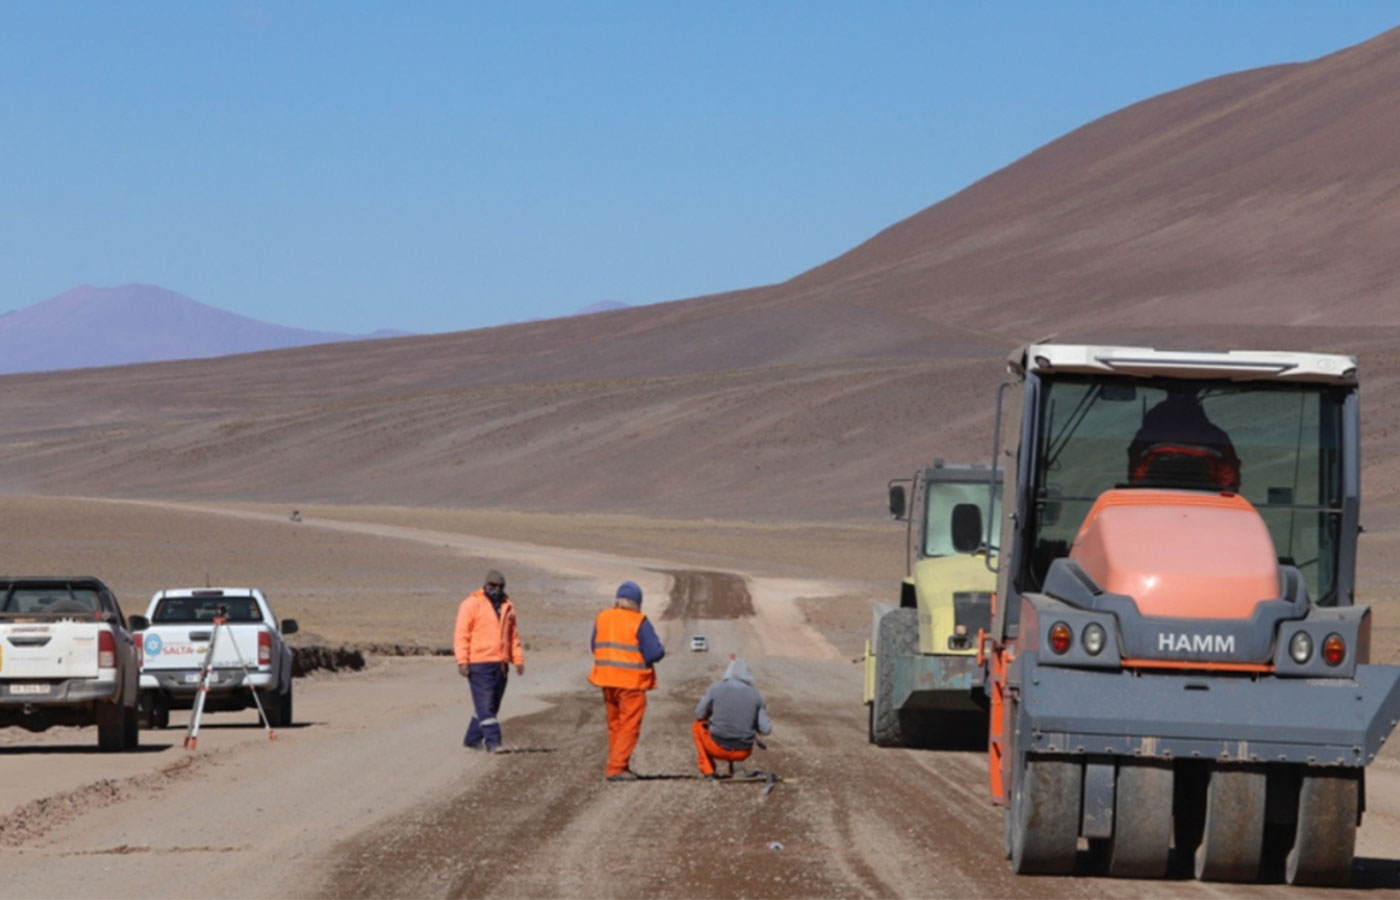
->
xmin=0 ymin=285 xmax=401 ymax=374
xmin=0 ymin=29 xmax=1399 ymax=524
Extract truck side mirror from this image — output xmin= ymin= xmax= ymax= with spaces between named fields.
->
xmin=281 ymin=619 xmax=299 ymax=635
xmin=128 ymin=615 xmax=149 ymax=631
xmin=951 ymin=503 xmax=983 ymax=554
xmin=889 ymin=485 xmax=907 ymax=519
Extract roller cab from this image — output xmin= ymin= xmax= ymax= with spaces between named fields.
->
xmin=865 ymin=461 xmax=999 ymax=747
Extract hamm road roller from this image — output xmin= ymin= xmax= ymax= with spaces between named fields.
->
xmin=981 ymin=343 xmax=1400 ymax=884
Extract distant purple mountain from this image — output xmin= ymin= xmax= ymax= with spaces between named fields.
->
xmin=0 ymin=285 xmax=406 ymax=375
xmin=574 ymin=301 xmax=629 ymax=315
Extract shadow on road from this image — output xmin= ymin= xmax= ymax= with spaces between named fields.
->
xmin=0 ymin=742 xmax=173 ymax=755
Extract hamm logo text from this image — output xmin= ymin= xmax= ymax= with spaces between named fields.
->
xmin=1158 ymin=633 xmax=1235 ymax=654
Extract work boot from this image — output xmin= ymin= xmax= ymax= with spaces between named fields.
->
xmin=606 ymin=770 xmax=639 ymax=782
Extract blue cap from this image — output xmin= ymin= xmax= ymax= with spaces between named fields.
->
xmin=615 ymin=581 xmax=643 ymax=606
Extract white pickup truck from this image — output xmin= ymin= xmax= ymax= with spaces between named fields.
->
xmin=137 ymin=587 xmax=298 ymax=729
xmin=0 ymin=577 xmax=145 ymax=751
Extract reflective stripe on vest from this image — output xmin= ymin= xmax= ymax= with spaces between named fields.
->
xmin=589 ymin=607 xmax=657 ymax=690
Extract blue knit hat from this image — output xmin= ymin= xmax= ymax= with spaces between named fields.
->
xmin=615 ymin=581 xmax=643 ymax=606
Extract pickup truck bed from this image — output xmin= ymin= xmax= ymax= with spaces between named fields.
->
xmin=0 ymin=577 xmax=143 ymax=751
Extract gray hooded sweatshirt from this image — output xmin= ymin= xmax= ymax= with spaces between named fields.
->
xmin=694 ymin=658 xmax=772 ymax=751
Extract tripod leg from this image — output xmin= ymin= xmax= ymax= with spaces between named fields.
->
xmin=223 ymin=621 xmax=276 ymax=739
xmin=183 ymin=620 xmax=222 ymax=750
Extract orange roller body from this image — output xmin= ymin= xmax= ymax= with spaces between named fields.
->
xmin=1069 ymin=489 xmax=1279 ymax=620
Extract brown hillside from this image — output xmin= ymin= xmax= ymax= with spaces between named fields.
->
xmin=1 ymin=28 xmax=1399 ymax=524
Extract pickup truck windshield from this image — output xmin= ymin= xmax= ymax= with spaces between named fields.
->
xmin=153 ymin=596 xmax=262 ymax=623
xmin=1 ymin=588 xmax=101 ymax=614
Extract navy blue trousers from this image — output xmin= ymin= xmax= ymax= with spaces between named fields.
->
xmin=464 ymin=662 xmax=509 ymax=748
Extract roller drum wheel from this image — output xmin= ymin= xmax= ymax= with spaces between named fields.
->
xmin=1011 ymin=756 xmax=1082 ymax=874
xmin=870 ymin=609 xmax=917 ymax=747
xmin=1285 ymin=768 xmax=1358 ymax=887
xmin=1194 ymin=766 xmax=1265 ymax=882
xmin=1107 ymin=760 xmax=1173 ymax=878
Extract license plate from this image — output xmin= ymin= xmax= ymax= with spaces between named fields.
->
xmin=183 ymin=672 xmax=202 ymax=684
xmin=9 ymin=683 xmax=51 ymax=694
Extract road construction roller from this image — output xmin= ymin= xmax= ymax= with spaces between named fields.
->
xmin=865 ymin=461 xmax=1001 ymax=746
xmin=982 ymin=343 xmax=1400 ymax=884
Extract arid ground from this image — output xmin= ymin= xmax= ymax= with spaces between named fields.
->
xmin=0 ymin=497 xmax=1395 ymax=899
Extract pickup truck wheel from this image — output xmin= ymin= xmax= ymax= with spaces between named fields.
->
xmin=139 ymin=690 xmax=166 ymax=730
xmin=259 ymin=688 xmax=291 ymax=727
xmin=139 ymin=691 xmax=154 ymax=729
xmin=153 ymin=696 xmax=170 ymax=730
xmin=97 ymin=702 xmax=127 ymax=752
xmin=122 ymin=703 xmax=140 ymax=749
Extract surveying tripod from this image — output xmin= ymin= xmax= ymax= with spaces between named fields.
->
xmin=183 ymin=608 xmax=276 ymax=750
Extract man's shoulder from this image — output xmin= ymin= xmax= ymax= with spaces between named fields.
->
xmin=460 ymin=591 xmax=493 ymax=612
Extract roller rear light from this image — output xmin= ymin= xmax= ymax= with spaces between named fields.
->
xmin=258 ymin=630 xmax=272 ymax=666
xmin=1322 ymin=633 xmax=1346 ymax=667
xmin=1082 ymin=623 xmax=1106 ymax=656
xmin=98 ymin=630 xmax=116 ymax=669
xmin=1049 ymin=622 xmax=1072 ymax=655
xmin=1289 ymin=631 xmax=1313 ymax=665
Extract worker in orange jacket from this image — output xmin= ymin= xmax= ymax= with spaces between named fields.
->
xmin=588 ymin=581 xmax=664 ymax=781
xmin=454 ymin=569 xmax=524 ymax=752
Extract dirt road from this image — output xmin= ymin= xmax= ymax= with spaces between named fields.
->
xmin=0 ymin=501 xmax=1397 ymax=898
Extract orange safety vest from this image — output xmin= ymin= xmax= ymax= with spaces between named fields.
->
xmin=588 ymin=607 xmax=657 ymax=691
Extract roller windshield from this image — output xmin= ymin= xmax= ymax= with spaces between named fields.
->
xmin=1031 ymin=376 xmax=1346 ymax=604
xmin=923 ymin=479 xmax=1003 ymax=557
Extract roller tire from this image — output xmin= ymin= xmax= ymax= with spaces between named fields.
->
xmin=1107 ymin=760 xmax=1172 ymax=878
xmin=870 ymin=609 xmax=918 ymax=747
xmin=1011 ymin=755 xmax=1082 ymax=874
xmin=1285 ymin=768 xmax=1358 ymax=886
xmin=1194 ymin=765 xmax=1265 ymax=882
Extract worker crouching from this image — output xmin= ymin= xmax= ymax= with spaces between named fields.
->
xmin=693 ymin=658 xmax=772 ymax=779
xmin=588 ymin=581 xmax=665 ymax=781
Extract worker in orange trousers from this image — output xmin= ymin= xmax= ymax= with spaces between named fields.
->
xmin=692 ymin=657 xmax=772 ymax=778
xmin=588 ymin=581 xmax=665 ymax=781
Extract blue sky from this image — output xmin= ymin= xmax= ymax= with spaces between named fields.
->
xmin=1 ymin=2 xmax=1396 ymax=335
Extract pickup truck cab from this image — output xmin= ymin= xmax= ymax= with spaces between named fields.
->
xmin=0 ymin=577 xmax=145 ymax=751
xmin=137 ymin=587 xmax=298 ymax=729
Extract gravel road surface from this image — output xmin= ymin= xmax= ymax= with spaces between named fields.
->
xmin=0 ymin=500 xmax=1396 ymax=898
